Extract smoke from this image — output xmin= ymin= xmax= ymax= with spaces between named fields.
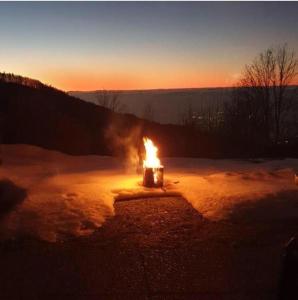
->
xmin=104 ymin=118 xmax=144 ymax=172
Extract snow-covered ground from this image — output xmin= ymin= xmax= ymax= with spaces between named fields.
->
xmin=0 ymin=144 xmax=297 ymax=242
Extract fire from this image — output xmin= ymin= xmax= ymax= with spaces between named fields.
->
xmin=143 ymin=137 xmax=161 ymax=169
xmin=143 ymin=137 xmax=163 ymax=186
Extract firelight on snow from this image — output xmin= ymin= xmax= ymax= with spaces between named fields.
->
xmin=143 ymin=137 xmax=164 ymax=188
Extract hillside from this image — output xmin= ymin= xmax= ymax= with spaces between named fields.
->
xmin=0 ymin=73 xmax=217 ymax=158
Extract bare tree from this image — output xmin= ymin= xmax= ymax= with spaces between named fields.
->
xmin=95 ymin=90 xmax=125 ymax=113
xmin=272 ymin=45 xmax=298 ymax=143
xmin=223 ymin=86 xmax=266 ymax=153
xmin=227 ymin=44 xmax=298 ymax=145
xmin=240 ymin=48 xmax=276 ymax=142
xmin=201 ymin=102 xmax=224 ymax=133
xmin=179 ymin=100 xmax=224 ymax=134
xmin=179 ymin=102 xmax=196 ymax=129
xmin=142 ymin=102 xmax=155 ymax=121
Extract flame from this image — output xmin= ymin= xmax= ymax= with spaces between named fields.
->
xmin=143 ymin=137 xmax=162 ymax=184
xmin=143 ymin=137 xmax=161 ymax=168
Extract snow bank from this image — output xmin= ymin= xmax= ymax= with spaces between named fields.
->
xmin=174 ymin=168 xmax=296 ymax=220
xmin=0 ymin=144 xmax=297 ymax=242
xmin=0 ymin=145 xmax=118 ymax=242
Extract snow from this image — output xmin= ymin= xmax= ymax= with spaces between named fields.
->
xmin=0 ymin=144 xmax=297 ymax=242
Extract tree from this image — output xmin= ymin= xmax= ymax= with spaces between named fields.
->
xmin=226 ymin=44 xmax=298 ymax=146
xmin=179 ymin=102 xmax=196 ymax=129
xmin=239 ymin=48 xmax=276 ymax=143
xmin=272 ymin=45 xmax=297 ymax=143
xmin=142 ymin=102 xmax=155 ymax=121
xmin=179 ymin=101 xmax=224 ymax=134
xmin=200 ymin=101 xmax=224 ymax=134
xmin=95 ymin=90 xmax=125 ymax=113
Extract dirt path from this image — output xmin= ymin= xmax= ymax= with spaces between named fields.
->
xmin=1 ymin=194 xmax=298 ymax=299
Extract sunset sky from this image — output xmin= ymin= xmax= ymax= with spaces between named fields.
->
xmin=0 ymin=2 xmax=297 ymax=91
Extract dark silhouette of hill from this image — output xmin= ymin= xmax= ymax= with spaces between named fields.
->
xmin=0 ymin=73 xmax=217 ymax=158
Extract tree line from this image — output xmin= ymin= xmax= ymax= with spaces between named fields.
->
xmin=180 ymin=45 xmax=298 ymax=157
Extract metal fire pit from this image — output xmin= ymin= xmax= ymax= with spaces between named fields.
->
xmin=143 ymin=166 xmax=164 ymax=188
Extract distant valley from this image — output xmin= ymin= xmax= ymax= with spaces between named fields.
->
xmin=69 ymin=88 xmax=234 ymax=124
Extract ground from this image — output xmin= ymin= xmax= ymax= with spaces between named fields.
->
xmin=0 ymin=145 xmax=298 ymax=299
xmin=1 ymin=195 xmax=298 ymax=299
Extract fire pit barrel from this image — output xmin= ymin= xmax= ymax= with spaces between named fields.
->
xmin=143 ymin=167 xmax=164 ymax=188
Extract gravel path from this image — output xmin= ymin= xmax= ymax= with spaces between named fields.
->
xmin=1 ymin=194 xmax=298 ymax=299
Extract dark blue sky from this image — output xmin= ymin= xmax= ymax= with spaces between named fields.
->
xmin=0 ymin=2 xmax=297 ymax=90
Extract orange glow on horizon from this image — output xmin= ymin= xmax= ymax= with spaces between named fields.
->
xmin=39 ymin=68 xmax=243 ymax=91
xmin=8 ymin=65 xmax=298 ymax=92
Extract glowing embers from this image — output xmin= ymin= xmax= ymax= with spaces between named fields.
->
xmin=143 ymin=137 xmax=164 ymax=188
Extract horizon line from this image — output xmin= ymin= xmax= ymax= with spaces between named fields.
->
xmin=68 ymin=84 xmax=298 ymax=94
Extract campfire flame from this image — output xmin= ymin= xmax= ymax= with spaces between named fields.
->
xmin=143 ymin=137 xmax=162 ymax=184
xmin=143 ymin=137 xmax=161 ymax=168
